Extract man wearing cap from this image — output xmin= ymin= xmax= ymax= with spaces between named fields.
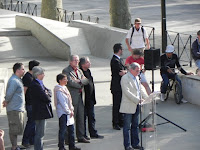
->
xmin=125 ymin=18 xmax=150 ymax=55
xmin=191 ymin=30 xmax=200 ymax=69
xmin=160 ymin=45 xmax=193 ymax=101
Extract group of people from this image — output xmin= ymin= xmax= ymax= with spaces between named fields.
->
xmin=110 ymin=18 xmax=197 ymax=150
xmin=1 ymin=17 xmax=198 ymax=150
xmin=2 ymin=56 xmax=104 ymax=150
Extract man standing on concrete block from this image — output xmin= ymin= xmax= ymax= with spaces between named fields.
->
xmin=125 ymin=18 xmax=150 ymax=55
xmin=21 ymin=60 xmax=40 ymax=148
xmin=3 ymin=63 xmax=25 ymax=150
xmin=110 ymin=43 xmax=127 ymax=130
xmin=62 ymin=55 xmax=90 ymax=143
xmin=79 ymin=56 xmax=104 ymax=139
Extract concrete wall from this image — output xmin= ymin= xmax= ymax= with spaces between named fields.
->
xmin=15 ymin=15 xmax=71 ymax=60
xmin=69 ymin=20 xmax=128 ymax=59
xmin=179 ymin=75 xmax=200 ymax=106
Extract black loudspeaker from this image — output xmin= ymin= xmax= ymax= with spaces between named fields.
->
xmin=144 ymin=49 xmax=160 ymax=70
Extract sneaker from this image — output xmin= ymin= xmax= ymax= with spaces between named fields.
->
xmin=160 ymin=93 xmax=165 ymax=101
xmin=11 ymin=146 xmax=21 ymax=150
xmin=181 ymin=99 xmax=188 ymax=103
xmin=84 ymin=135 xmax=90 ymax=140
xmin=125 ymin=147 xmax=134 ymax=150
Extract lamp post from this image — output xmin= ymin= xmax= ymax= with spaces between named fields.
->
xmin=161 ymin=0 xmax=167 ymax=53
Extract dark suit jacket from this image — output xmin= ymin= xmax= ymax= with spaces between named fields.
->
xmin=110 ymin=55 xmax=126 ymax=93
xmin=30 ymin=79 xmax=53 ymax=120
xmin=81 ymin=68 xmax=96 ymax=108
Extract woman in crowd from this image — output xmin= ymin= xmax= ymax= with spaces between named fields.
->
xmin=54 ymin=73 xmax=80 ymax=150
xmin=30 ymin=66 xmax=53 ymax=150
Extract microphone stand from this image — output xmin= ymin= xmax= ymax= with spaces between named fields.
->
xmin=138 ymin=73 xmax=144 ymax=150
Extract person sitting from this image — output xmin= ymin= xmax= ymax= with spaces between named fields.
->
xmin=160 ymin=45 xmax=193 ymax=101
xmin=125 ymin=50 xmax=151 ymax=95
xmin=191 ymin=30 xmax=200 ymax=69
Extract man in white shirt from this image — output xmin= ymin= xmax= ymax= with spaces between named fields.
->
xmin=125 ymin=18 xmax=150 ymax=55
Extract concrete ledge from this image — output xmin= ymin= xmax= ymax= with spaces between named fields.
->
xmin=179 ymin=74 xmax=200 ymax=106
xmin=15 ymin=15 xmax=71 ymax=60
xmin=69 ymin=20 xmax=127 ymax=59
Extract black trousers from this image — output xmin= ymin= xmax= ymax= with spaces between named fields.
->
xmin=84 ymin=105 xmax=98 ymax=137
xmin=112 ymin=91 xmax=123 ymax=126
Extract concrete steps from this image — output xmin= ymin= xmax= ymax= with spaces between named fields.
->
xmin=0 ymin=29 xmax=32 ymax=36
xmin=0 ymin=35 xmax=51 ymax=59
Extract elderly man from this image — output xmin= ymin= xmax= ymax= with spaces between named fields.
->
xmin=120 ymin=62 xmax=147 ymax=150
xmin=79 ymin=56 xmax=104 ymax=139
xmin=62 ymin=55 xmax=89 ymax=143
xmin=125 ymin=18 xmax=150 ymax=55
xmin=3 ymin=63 xmax=25 ymax=150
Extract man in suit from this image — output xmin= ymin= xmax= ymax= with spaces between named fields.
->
xmin=110 ymin=43 xmax=127 ymax=130
xmin=120 ymin=62 xmax=147 ymax=150
xmin=79 ymin=56 xmax=104 ymax=139
xmin=62 ymin=55 xmax=90 ymax=143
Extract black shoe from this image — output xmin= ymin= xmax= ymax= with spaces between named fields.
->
xmin=90 ymin=134 xmax=104 ymax=139
xmin=84 ymin=135 xmax=90 ymax=140
xmin=133 ymin=145 xmax=144 ymax=150
xmin=69 ymin=146 xmax=81 ymax=150
xmin=77 ymin=137 xmax=90 ymax=143
xmin=59 ymin=148 xmax=66 ymax=150
xmin=113 ymin=125 xmax=121 ymax=130
xmin=65 ymin=140 xmax=69 ymax=145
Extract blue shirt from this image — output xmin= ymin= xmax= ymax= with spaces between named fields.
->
xmin=36 ymin=79 xmax=45 ymax=90
xmin=5 ymin=74 xmax=25 ymax=112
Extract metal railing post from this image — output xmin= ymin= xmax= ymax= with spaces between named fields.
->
xmin=190 ymin=35 xmax=192 ymax=67
xmin=177 ymin=33 xmax=180 ymax=58
xmin=153 ymin=27 xmax=155 ymax=48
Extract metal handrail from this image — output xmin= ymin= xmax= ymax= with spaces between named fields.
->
xmin=166 ymin=30 xmax=192 ymax=67
xmin=2 ymin=0 xmax=37 ymax=16
xmin=143 ymin=25 xmax=155 ymax=49
xmin=56 ymin=7 xmax=99 ymax=23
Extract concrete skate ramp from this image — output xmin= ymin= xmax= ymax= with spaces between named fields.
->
xmin=16 ymin=15 xmax=91 ymax=60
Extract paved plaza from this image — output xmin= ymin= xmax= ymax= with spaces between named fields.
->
xmin=0 ymin=0 xmax=200 ymax=149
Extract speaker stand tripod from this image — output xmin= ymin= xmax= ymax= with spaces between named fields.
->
xmin=139 ymin=68 xmax=187 ymax=132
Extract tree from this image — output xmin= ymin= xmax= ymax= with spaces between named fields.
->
xmin=41 ymin=0 xmax=63 ymax=21
xmin=109 ymin=0 xmax=132 ymax=29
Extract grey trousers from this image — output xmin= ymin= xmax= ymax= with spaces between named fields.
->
xmin=73 ymin=96 xmax=85 ymax=140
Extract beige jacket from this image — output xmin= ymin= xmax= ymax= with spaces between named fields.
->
xmin=120 ymin=72 xmax=147 ymax=114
